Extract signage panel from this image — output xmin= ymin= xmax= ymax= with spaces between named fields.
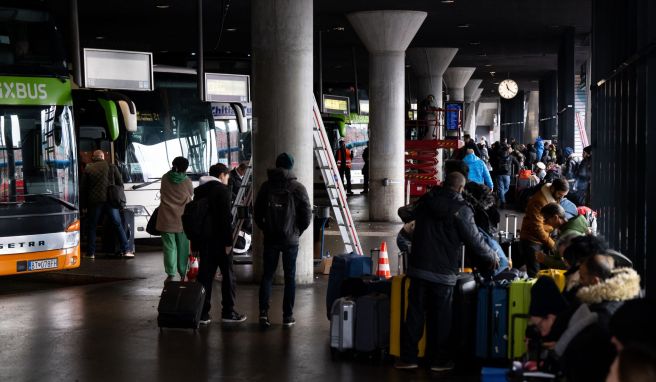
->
xmin=445 ymin=102 xmax=464 ymax=131
xmin=84 ymin=48 xmax=153 ymax=91
xmin=205 ymin=73 xmax=250 ymax=103
xmin=323 ymin=95 xmax=349 ymax=115
xmin=359 ymin=99 xmax=369 ymax=115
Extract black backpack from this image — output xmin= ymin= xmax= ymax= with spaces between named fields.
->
xmin=265 ymin=182 xmax=296 ymax=240
xmin=182 ymin=196 xmax=213 ymax=242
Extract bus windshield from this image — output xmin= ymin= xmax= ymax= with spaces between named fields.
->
xmin=116 ymin=85 xmax=216 ymax=183
xmin=0 ymin=105 xmax=78 ymax=207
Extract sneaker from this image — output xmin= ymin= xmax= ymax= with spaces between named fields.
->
xmin=259 ymin=311 xmax=271 ymax=328
xmin=199 ymin=315 xmax=211 ymax=325
xmin=282 ymin=316 xmax=296 ymax=327
xmin=430 ymin=360 xmax=455 ymax=372
xmin=123 ymin=251 xmax=135 ymax=258
xmin=222 ymin=311 xmax=247 ymax=323
xmin=394 ymin=360 xmax=419 ymax=370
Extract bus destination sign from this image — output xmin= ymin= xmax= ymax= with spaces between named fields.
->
xmin=205 ymin=73 xmax=250 ymax=103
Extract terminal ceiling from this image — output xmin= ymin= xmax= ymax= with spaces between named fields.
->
xmin=48 ymin=0 xmax=591 ymax=99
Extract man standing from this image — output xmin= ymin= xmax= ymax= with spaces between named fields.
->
xmin=519 ymin=178 xmax=570 ymax=276
xmin=463 ymin=148 xmax=493 ymax=189
xmin=193 ymin=163 xmax=247 ymax=325
xmin=395 ymin=172 xmax=498 ymax=372
xmin=254 ymin=153 xmax=312 ymax=328
xmin=83 ymin=150 xmax=133 ymax=258
xmin=228 ymin=161 xmax=249 ymax=202
xmin=493 ymin=144 xmax=520 ymax=209
xmin=335 ymin=139 xmax=353 ymax=194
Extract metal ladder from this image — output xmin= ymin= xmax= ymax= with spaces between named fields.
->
xmin=311 ymin=97 xmax=363 ymax=255
xmin=230 ymin=159 xmax=253 ymax=250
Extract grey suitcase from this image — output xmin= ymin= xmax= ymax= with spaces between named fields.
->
xmin=330 ymin=297 xmax=355 ymax=354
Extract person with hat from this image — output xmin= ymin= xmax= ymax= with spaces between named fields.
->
xmin=528 ymin=276 xmax=615 ymax=382
xmin=254 ymin=152 xmax=312 ymax=328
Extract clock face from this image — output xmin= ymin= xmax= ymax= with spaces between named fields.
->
xmin=498 ymin=79 xmax=519 ymax=99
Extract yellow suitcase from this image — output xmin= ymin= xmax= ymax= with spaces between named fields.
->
xmin=389 ymin=275 xmax=427 ymax=357
xmin=538 ymin=269 xmax=567 ymax=292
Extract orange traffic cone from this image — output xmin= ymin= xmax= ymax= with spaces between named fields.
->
xmin=377 ymin=241 xmax=392 ymax=279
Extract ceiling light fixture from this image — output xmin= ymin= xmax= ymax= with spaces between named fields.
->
xmin=95 ymin=36 xmax=104 ymax=40
xmin=225 ymin=51 xmax=232 ymax=54
xmin=457 ymin=24 xmax=470 ymax=28
xmin=155 ymin=4 xmax=170 ymax=9
xmin=160 ymin=50 xmax=169 ymax=53
xmin=469 ymin=41 xmax=481 ymax=46
xmin=191 ymin=52 xmax=196 ymax=56
xmin=441 ymin=0 xmax=455 ymax=3
xmin=332 ymin=26 xmax=345 ymax=32
xmin=226 ymin=28 xmax=237 ymax=32
xmin=484 ymin=64 xmax=493 ymax=67
xmin=490 ymin=71 xmax=496 ymax=75
xmin=478 ymin=53 xmax=487 ymax=57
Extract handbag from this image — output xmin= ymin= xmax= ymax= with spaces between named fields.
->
xmin=146 ymin=207 xmax=160 ymax=236
xmin=106 ymin=164 xmax=127 ymax=209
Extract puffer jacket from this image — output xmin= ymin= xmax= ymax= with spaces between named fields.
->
xmin=82 ymin=160 xmax=123 ymax=206
xmin=576 ymin=267 xmax=641 ymax=328
xmin=408 ymin=186 xmax=497 ymax=286
xmin=520 ymin=184 xmax=557 ymax=249
xmin=254 ymin=168 xmax=312 ymax=246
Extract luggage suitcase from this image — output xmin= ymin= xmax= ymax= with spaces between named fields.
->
xmin=340 ymin=275 xmax=392 ymax=298
xmin=157 ymin=281 xmax=206 ymax=330
xmin=450 ymin=272 xmax=478 ymax=360
xmin=508 ymin=278 xmax=537 ymax=359
xmin=101 ymin=209 xmax=135 ymax=255
xmin=330 ymin=297 xmax=356 ymax=353
xmin=389 ymin=275 xmax=427 ymax=357
xmin=326 ymin=253 xmax=373 ymax=319
xmin=476 ymin=283 xmax=509 ymax=359
xmin=537 ymin=269 xmax=566 ymax=292
xmin=498 ymin=214 xmax=519 ymax=267
xmin=354 ymin=293 xmax=390 ymax=353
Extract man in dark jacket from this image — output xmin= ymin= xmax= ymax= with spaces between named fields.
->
xmin=193 ymin=163 xmax=246 ymax=324
xmin=228 ymin=161 xmax=248 ymax=201
xmin=254 ymin=152 xmax=312 ymax=328
xmin=493 ymin=144 xmax=520 ymax=208
xmin=82 ymin=150 xmax=133 ymax=258
xmin=396 ymin=172 xmax=498 ymax=371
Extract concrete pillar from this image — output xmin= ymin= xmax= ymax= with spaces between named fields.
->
xmin=525 ymin=90 xmax=540 ymax=144
xmin=464 ymin=79 xmax=482 ymax=137
xmin=539 ymin=71 xmax=558 ymax=140
xmin=251 ymin=0 xmax=313 ymax=284
xmin=347 ymin=10 xmax=427 ymax=222
xmin=444 ymin=67 xmax=475 ymax=102
xmin=406 ymin=48 xmax=458 ymax=109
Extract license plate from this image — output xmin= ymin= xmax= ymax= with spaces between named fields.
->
xmin=28 ymin=258 xmax=59 ymax=271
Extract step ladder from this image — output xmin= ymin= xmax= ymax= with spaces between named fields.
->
xmin=230 ymin=158 xmax=253 ymax=251
xmin=311 ymin=97 xmax=363 ymax=256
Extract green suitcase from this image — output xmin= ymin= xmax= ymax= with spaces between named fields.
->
xmin=508 ymin=278 xmax=536 ymax=359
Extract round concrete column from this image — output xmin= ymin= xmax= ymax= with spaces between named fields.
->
xmin=407 ymin=48 xmax=458 ymax=109
xmin=251 ymin=0 xmax=313 ymax=284
xmin=444 ymin=67 xmax=475 ymax=102
xmin=347 ymin=10 xmax=427 ymax=222
xmin=464 ymin=79 xmax=483 ymax=137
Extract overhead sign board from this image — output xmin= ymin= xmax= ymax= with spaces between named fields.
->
xmin=359 ymin=99 xmax=369 ymax=115
xmin=445 ymin=102 xmax=464 ymax=131
xmin=323 ymin=95 xmax=349 ymax=115
xmin=83 ymin=48 xmax=153 ymax=91
xmin=205 ymin=73 xmax=250 ymax=103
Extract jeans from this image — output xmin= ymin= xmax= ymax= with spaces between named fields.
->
xmin=196 ymin=240 xmax=236 ymax=317
xmin=496 ymin=175 xmax=511 ymax=204
xmin=401 ymin=278 xmax=454 ymax=365
xmin=87 ymin=203 xmax=129 ymax=255
xmin=259 ymin=244 xmax=298 ymax=317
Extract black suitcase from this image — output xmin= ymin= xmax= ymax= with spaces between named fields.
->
xmin=340 ymin=275 xmax=392 ymax=298
xmin=354 ymin=293 xmax=390 ymax=353
xmin=450 ymin=272 xmax=478 ymax=361
xmin=101 ymin=209 xmax=135 ymax=255
xmin=157 ymin=281 xmax=206 ymax=330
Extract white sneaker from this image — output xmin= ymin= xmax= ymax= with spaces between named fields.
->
xmin=123 ymin=251 xmax=135 ymax=258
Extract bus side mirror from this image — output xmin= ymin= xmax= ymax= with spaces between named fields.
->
xmin=98 ymin=98 xmax=119 ymax=141
xmin=230 ymin=103 xmax=247 ymax=133
xmin=117 ymin=99 xmax=137 ymax=132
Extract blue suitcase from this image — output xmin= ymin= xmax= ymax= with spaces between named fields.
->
xmin=476 ymin=283 xmax=509 ymax=359
xmin=326 ymin=253 xmax=373 ymax=319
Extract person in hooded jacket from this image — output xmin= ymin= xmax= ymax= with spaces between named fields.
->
xmin=463 ymin=148 xmax=494 ymax=189
xmin=254 ymin=153 xmax=312 ymax=328
xmin=535 ymin=136 xmax=545 ymax=164
xmin=157 ymin=157 xmax=193 ymax=283
xmin=395 ymin=172 xmax=498 ymax=372
xmin=193 ymin=163 xmax=247 ymax=325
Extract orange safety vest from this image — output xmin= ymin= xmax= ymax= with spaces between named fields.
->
xmin=336 ymin=148 xmax=352 ymax=169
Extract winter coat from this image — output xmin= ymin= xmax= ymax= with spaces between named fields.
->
xmin=228 ymin=168 xmax=243 ymax=201
xmin=559 ymin=215 xmax=590 ymax=237
xmin=520 ymin=184 xmax=557 ymax=249
xmin=493 ymin=151 xmax=520 ymax=176
xmin=552 ymin=304 xmax=615 ymax=382
xmin=82 ymin=160 xmax=123 ymax=206
xmin=156 ymin=171 xmax=193 ymax=233
xmin=463 ymin=153 xmax=494 ymax=189
xmin=576 ymin=267 xmax=641 ymax=329
xmin=192 ymin=176 xmax=233 ymax=248
xmin=527 ymin=147 xmax=537 ymax=165
xmin=254 ymin=168 xmax=312 ymax=246
xmin=408 ymin=186 xmax=497 ymax=286
xmin=535 ymin=137 xmax=545 ymax=162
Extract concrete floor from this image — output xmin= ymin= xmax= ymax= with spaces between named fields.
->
xmin=0 ymin=193 xmax=518 ymax=381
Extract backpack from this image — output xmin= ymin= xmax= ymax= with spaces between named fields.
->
xmin=182 ymin=196 xmax=213 ymax=241
xmin=265 ymin=182 xmax=296 ymax=240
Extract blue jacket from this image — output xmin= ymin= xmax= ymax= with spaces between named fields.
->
xmin=463 ymin=153 xmax=493 ymax=189
xmin=535 ymin=137 xmax=544 ymax=162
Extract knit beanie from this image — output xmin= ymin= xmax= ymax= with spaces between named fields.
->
xmin=529 ymin=276 xmax=569 ymax=318
xmin=275 ymin=152 xmax=294 ymax=170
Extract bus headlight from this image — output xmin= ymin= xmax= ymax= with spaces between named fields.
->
xmin=126 ymin=205 xmax=149 ymax=216
xmin=65 ymin=220 xmax=80 ymax=248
